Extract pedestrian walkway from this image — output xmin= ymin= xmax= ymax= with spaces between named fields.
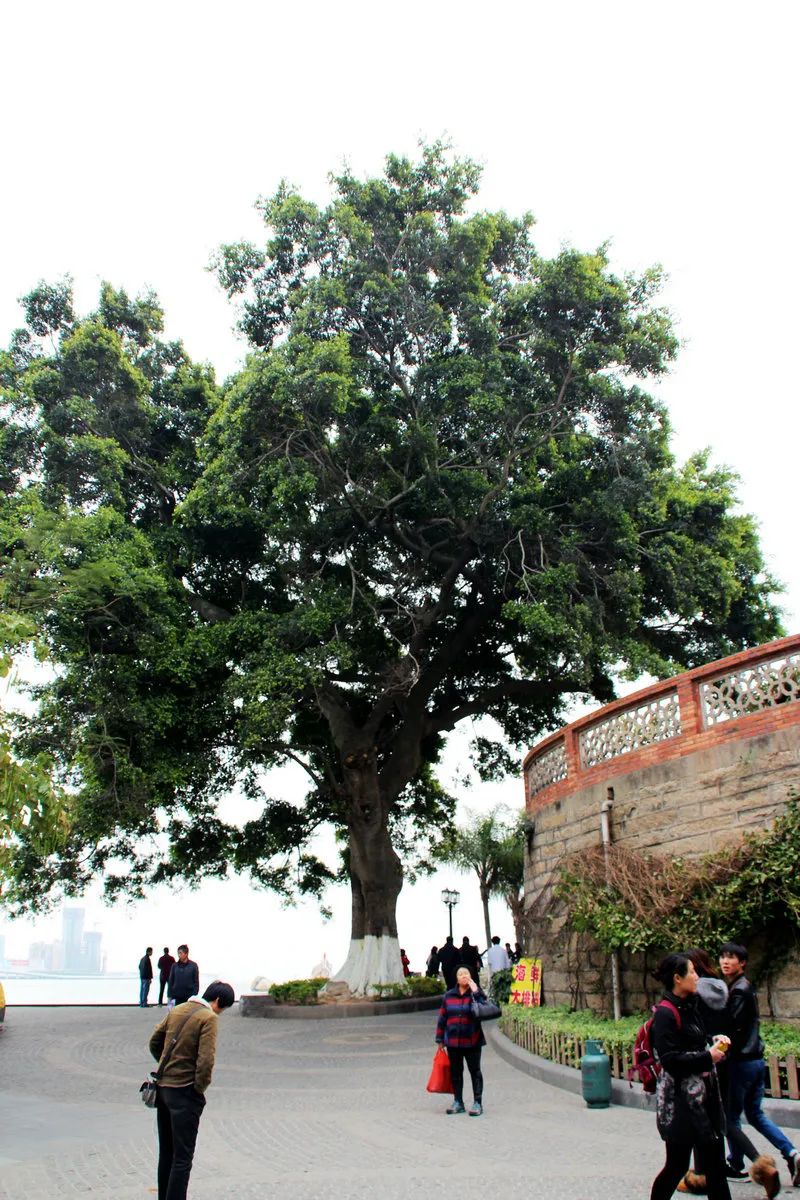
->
xmin=0 ymin=1005 xmax=757 ymax=1199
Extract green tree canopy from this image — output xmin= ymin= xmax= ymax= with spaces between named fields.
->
xmin=0 ymin=144 xmax=781 ymax=990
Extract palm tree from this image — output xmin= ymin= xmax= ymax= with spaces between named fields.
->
xmin=437 ymin=808 xmax=523 ymax=950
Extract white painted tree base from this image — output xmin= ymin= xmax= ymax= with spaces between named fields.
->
xmin=328 ymin=935 xmax=404 ymax=996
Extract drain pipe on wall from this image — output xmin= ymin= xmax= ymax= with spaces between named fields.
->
xmin=600 ymin=789 xmax=622 ymax=1021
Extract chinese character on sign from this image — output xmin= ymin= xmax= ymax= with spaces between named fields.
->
xmin=509 ymin=958 xmax=543 ymax=1007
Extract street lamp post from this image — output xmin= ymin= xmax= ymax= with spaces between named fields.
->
xmin=441 ymin=888 xmax=460 ymax=939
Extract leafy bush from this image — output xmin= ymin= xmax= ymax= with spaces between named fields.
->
xmin=553 ymin=798 xmax=800 ymax=969
xmin=405 ymin=975 xmax=445 ymax=997
xmin=489 ymin=968 xmax=512 ymax=1005
xmin=269 ymin=977 xmax=328 ymax=1004
xmin=502 ymin=1003 xmax=800 ymax=1059
xmin=372 ymin=982 xmax=408 ymax=1000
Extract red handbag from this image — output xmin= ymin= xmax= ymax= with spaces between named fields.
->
xmin=426 ymin=1046 xmax=453 ymax=1094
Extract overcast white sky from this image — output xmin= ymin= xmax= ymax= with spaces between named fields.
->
xmin=1 ymin=1 xmax=798 ymax=989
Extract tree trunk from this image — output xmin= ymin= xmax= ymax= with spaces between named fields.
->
xmin=330 ymin=751 xmax=405 ymax=995
xmin=505 ymin=887 xmax=526 ymax=948
xmin=479 ymin=881 xmax=492 ymax=952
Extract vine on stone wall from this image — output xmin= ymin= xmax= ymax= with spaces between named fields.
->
xmin=552 ymin=796 xmax=800 ymax=975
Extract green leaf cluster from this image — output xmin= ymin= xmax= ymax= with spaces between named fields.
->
xmin=554 ymin=798 xmax=800 ymax=968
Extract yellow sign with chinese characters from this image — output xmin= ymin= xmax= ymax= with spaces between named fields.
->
xmin=508 ymin=957 xmax=542 ymax=1007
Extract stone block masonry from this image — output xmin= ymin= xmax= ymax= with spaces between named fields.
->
xmin=522 ymin=634 xmax=800 ymax=1018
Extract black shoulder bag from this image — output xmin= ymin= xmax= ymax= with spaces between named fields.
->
xmin=140 ymin=1007 xmax=201 ymax=1108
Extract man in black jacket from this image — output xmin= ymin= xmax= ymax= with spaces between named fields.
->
xmin=437 ymin=937 xmax=460 ymax=989
xmin=168 ymin=945 xmax=200 ymax=1005
xmin=720 ymin=941 xmax=800 ymax=1188
xmin=139 ymin=947 xmax=154 ymax=1007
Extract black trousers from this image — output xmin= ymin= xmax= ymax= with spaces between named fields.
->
xmin=156 ymin=1084 xmax=205 ymax=1200
xmin=651 ymin=1139 xmax=731 ymax=1200
xmin=158 ymin=978 xmax=169 ymax=1005
xmin=448 ymin=1046 xmax=483 ymax=1104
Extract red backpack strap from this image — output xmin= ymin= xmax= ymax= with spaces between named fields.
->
xmin=656 ymin=998 xmax=682 ymax=1030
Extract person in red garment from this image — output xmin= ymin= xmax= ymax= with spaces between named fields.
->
xmin=435 ymin=966 xmax=488 ymax=1116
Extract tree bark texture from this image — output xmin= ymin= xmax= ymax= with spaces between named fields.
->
xmin=331 ymin=752 xmax=405 ymax=994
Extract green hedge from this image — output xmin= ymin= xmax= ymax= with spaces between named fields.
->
xmin=501 ymin=1004 xmax=800 ymax=1057
xmin=269 ymin=977 xmax=328 ymax=1004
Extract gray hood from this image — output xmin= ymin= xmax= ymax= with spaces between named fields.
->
xmin=696 ymin=976 xmax=728 ymax=1010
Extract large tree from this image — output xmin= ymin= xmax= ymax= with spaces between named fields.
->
xmin=0 ymin=146 xmax=780 ymax=991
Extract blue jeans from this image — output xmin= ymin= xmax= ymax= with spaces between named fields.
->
xmin=139 ymin=977 xmax=152 ymax=1007
xmin=726 ymin=1058 xmax=795 ymax=1168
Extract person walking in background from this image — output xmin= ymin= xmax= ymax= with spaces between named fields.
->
xmin=485 ymin=936 xmax=510 ymax=983
xmin=149 ymin=980 xmax=235 ymax=1200
xmin=678 ymin=947 xmax=744 ymax=1195
xmin=425 ymin=946 xmax=439 ymax=978
xmin=505 ymin=941 xmax=515 ymax=964
xmin=720 ymin=941 xmax=800 ymax=1192
xmin=459 ymin=935 xmax=481 ymax=983
xmin=437 ymin=936 xmax=460 ymax=989
xmin=400 ymin=949 xmax=411 ymax=977
xmin=435 ymin=965 xmax=489 ymax=1116
xmin=648 ymin=953 xmax=731 ymax=1200
xmin=157 ymin=947 xmax=175 ymax=1006
xmin=139 ymin=947 xmax=154 ymax=1007
xmin=168 ymin=945 xmax=199 ymax=1006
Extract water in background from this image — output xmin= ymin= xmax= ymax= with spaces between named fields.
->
xmin=2 ymin=972 xmax=248 ymax=1005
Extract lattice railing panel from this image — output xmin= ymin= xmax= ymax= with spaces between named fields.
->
xmin=526 ymin=740 xmax=568 ymax=796
xmin=579 ymin=692 xmax=682 ymax=768
xmin=700 ymin=651 xmax=800 ymax=726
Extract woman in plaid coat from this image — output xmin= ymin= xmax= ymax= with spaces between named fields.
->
xmin=435 ymin=965 xmax=488 ymax=1115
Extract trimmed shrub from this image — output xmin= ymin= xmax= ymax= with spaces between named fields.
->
xmin=269 ymin=977 xmax=328 ymax=1004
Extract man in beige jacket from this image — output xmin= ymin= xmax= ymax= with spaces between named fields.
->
xmin=149 ymin=980 xmax=235 ymax=1200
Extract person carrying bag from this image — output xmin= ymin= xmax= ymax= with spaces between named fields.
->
xmin=140 ymin=1007 xmax=202 ymax=1107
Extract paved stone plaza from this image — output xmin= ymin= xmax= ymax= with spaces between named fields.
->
xmin=0 ymin=1005 xmax=778 ymax=1199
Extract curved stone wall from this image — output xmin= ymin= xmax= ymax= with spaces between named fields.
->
xmin=522 ymin=634 xmax=800 ymax=1019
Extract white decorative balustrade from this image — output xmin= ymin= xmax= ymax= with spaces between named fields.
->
xmin=525 ymin=739 xmax=568 ymax=797
xmin=700 ymin=649 xmax=800 ymax=726
xmin=578 ymin=692 xmax=682 ymax=768
xmin=523 ymin=636 xmax=800 ymax=801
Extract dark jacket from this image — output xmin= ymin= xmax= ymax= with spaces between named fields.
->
xmin=459 ymin=941 xmax=482 ymax=982
xmin=157 ymin=953 xmax=175 ymax=983
xmin=437 ymin=942 xmax=460 ymax=986
xmin=139 ymin=954 xmax=153 ymax=980
xmin=435 ymin=986 xmax=487 ymax=1049
xmin=168 ymin=958 xmax=200 ymax=1003
xmin=726 ymin=974 xmax=764 ymax=1062
xmin=652 ymin=991 xmax=722 ymax=1145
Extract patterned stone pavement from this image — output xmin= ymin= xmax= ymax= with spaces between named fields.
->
xmin=0 ymin=1005 xmax=772 ymax=1199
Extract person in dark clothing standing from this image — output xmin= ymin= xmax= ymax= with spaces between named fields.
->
xmin=459 ymin=936 xmax=482 ymax=983
xmin=157 ymin=948 xmax=176 ymax=1006
xmin=425 ymin=946 xmax=439 ymax=978
xmin=435 ymin=966 xmax=489 ymax=1116
xmin=139 ymin=948 xmax=154 ymax=1007
xmin=649 ymin=952 xmax=731 ymax=1200
xmin=720 ymin=941 xmax=799 ymax=1191
xmin=168 ymin=945 xmax=199 ymax=1005
xmin=437 ymin=936 xmax=460 ymax=989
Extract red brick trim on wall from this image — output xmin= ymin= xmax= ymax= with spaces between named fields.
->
xmin=523 ymin=634 xmax=800 ymax=814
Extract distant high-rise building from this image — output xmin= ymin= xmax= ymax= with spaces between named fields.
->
xmin=62 ymin=908 xmax=85 ymax=972
xmin=83 ymin=930 xmax=102 ymax=974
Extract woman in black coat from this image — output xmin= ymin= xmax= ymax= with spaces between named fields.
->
xmin=650 ymin=953 xmax=731 ymax=1200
